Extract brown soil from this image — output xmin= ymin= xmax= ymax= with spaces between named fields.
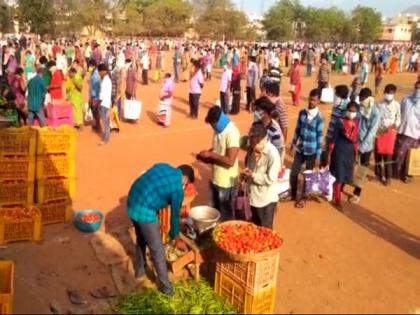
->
xmin=1 ymin=61 xmax=419 ymax=314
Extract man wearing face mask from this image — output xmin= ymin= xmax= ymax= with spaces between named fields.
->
xmin=375 ymin=84 xmax=401 ymax=186
xmin=349 ymin=88 xmax=380 ymax=204
xmin=394 ymin=81 xmax=420 ymax=184
xmin=290 ymin=89 xmax=324 ymax=208
xmin=198 ymin=106 xmax=240 ymax=221
xmin=242 ymin=123 xmax=281 ymax=228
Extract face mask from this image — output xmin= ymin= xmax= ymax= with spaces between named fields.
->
xmin=254 ymin=111 xmax=262 ymax=122
xmin=384 ymin=93 xmax=394 ymax=102
xmin=307 ymin=107 xmax=319 ymax=119
xmin=415 ymin=89 xmax=420 ymax=99
xmin=346 ymin=111 xmax=357 ymax=120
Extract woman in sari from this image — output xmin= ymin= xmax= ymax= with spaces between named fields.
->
xmin=9 ymin=67 xmax=27 ymax=125
xmin=66 ymin=67 xmax=84 ymax=128
xmin=389 ymin=51 xmax=398 ymax=74
xmin=288 ymin=57 xmax=302 ymax=107
xmin=48 ymin=61 xmax=64 ymax=101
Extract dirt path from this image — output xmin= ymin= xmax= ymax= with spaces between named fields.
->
xmin=1 ymin=64 xmax=419 ymax=314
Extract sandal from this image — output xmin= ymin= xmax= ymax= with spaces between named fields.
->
xmin=67 ymin=289 xmax=87 ymax=305
xmin=349 ymin=196 xmax=360 ymax=204
xmin=294 ymin=199 xmax=306 ymax=209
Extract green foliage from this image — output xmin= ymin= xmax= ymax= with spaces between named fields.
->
xmin=263 ymin=0 xmax=383 ymax=42
xmin=114 ymin=280 xmax=238 ymax=314
xmin=0 ymin=0 xmax=14 ymax=33
xmin=195 ymin=0 xmax=251 ymax=40
xmin=17 ymin=0 xmax=56 ymax=36
xmin=351 ymin=5 xmax=383 ymax=43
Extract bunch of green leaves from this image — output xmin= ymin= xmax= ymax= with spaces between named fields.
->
xmin=115 ymin=280 xmax=238 ymax=315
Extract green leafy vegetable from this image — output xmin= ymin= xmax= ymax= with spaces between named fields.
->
xmin=114 ymin=280 xmax=238 ymax=314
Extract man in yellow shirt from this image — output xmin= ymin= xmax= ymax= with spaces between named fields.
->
xmin=198 ymin=106 xmax=240 ymax=221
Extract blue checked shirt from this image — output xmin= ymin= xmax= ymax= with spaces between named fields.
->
xmin=293 ymin=109 xmax=324 ymax=159
xmin=127 ymin=163 xmax=184 ymax=239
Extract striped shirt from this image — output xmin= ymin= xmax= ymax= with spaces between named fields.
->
xmin=127 ymin=163 xmax=184 ymax=239
xmin=273 ymin=98 xmax=288 ymax=131
xmin=318 ymin=63 xmax=330 ymax=83
xmin=293 ymin=109 xmax=324 ymax=158
xmin=267 ymin=120 xmax=284 ymax=152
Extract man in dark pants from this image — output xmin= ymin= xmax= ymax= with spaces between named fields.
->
xmin=127 ymin=163 xmax=195 ymax=295
xmin=289 ymin=89 xmax=324 ymax=208
xmin=246 ymin=56 xmax=259 ymax=111
xmin=88 ymin=59 xmax=101 ymax=131
xmin=188 ymin=60 xmax=204 ymax=119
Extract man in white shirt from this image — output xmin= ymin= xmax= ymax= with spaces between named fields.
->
xmin=219 ymin=63 xmax=232 ymax=114
xmin=141 ymin=52 xmax=150 ymax=85
xmin=98 ymin=63 xmax=112 ymax=145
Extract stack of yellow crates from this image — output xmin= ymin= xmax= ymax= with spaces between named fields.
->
xmin=36 ymin=126 xmax=76 ymax=225
xmin=214 ymin=254 xmax=280 ymax=314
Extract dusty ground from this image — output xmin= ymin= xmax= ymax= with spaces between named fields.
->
xmin=1 ymin=60 xmax=420 ymax=314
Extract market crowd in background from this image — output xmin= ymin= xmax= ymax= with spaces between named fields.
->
xmin=0 ymin=34 xmax=419 ymax=226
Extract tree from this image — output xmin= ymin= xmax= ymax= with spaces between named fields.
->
xmin=76 ymin=0 xmax=110 ymax=36
xmin=262 ymin=0 xmax=304 ymax=41
xmin=195 ymin=0 xmax=251 ymax=40
xmin=143 ymin=0 xmax=192 ymax=36
xmin=113 ymin=1 xmax=146 ymax=36
xmin=17 ymin=0 xmax=56 ymax=36
xmin=0 ymin=0 xmax=14 ymax=33
xmin=351 ymin=5 xmax=382 ymax=43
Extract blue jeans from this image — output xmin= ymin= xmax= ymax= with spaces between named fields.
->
xmin=99 ymin=106 xmax=110 ymax=143
xmin=131 ymin=220 xmax=173 ymax=295
xmin=209 ymin=182 xmax=235 ymax=221
xmin=28 ymin=109 xmax=47 ymax=127
xmin=306 ymin=64 xmax=313 ymax=76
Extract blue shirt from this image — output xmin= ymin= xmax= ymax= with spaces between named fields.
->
xmin=89 ymin=69 xmax=101 ymax=100
xmin=27 ymin=74 xmax=46 ymax=112
xmin=127 ymin=163 xmax=184 ymax=239
xmin=359 ymin=106 xmax=380 ymax=153
xmin=293 ymin=109 xmax=324 ymax=159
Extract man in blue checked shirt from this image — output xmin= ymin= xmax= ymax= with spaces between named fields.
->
xmin=127 ymin=163 xmax=195 ymax=295
xmin=289 ymin=88 xmax=324 ymax=208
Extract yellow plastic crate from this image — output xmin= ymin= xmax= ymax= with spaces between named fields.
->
xmin=215 ymin=271 xmax=276 ymax=314
xmin=36 ymin=154 xmax=75 ymax=179
xmin=0 ymin=261 xmax=14 ymax=315
xmin=0 ymin=127 xmax=36 ymax=158
xmin=0 ymin=180 xmax=34 ymax=206
xmin=216 ymin=253 xmax=280 ymax=293
xmin=38 ymin=199 xmax=73 ymax=225
xmin=0 ymin=158 xmax=36 ymax=182
xmin=36 ymin=177 xmax=75 ymax=203
xmin=36 ymin=126 xmax=76 ymax=155
xmin=0 ymin=206 xmax=42 ymax=245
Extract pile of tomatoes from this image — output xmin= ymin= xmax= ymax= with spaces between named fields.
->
xmin=80 ymin=213 xmax=101 ymax=223
xmin=0 ymin=206 xmax=39 ymax=220
xmin=184 ymin=183 xmax=197 ymax=198
xmin=213 ymin=222 xmax=283 ymax=255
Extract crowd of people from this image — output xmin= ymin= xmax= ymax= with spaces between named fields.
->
xmin=0 ymin=33 xmax=419 ymax=213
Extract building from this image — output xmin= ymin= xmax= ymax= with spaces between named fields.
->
xmin=381 ymin=13 xmax=419 ymax=43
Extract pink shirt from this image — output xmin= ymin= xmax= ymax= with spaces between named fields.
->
xmin=189 ymin=70 xmax=204 ymax=94
xmin=220 ymin=69 xmax=232 ymax=93
xmin=161 ymin=78 xmax=174 ymax=101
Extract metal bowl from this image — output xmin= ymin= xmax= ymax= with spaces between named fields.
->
xmin=188 ymin=206 xmax=221 ymax=233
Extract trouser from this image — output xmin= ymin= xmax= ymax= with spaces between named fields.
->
xmin=290 ymin=153 xmax=316 ymax=200
xmin=306 ymin=64 xmax=313 ymax=76
xmin=375 ymin=152 xmax=393 ymax=180
xmin=251 ymin=202 xmax=277 ymax=229
xmin=174 ymin=63 xmax=181 ymax=82
xmin=89 ymin=99 xmax=101 ymax=130
xmin=188 ymin=93 xmax=200 ymax=118
xmin=131 ymin=220 xmax=173 ymax=295
xmin=28 ymin=109 xmax=47 ymax=127
xmin=99 ymin=106 xmax=110 ymax=143
xmin=353 ymin=151 xmax=372 ymax=196
xmin=209 ymin=182 xmax=235 ymax=221
xmin=394 ymin=134 xmax=419 ymax=180
xmin=246 ymin=86 xmax=256 ymax=111
xmin=220 ymin=91 xmax=229 ymax=114
xmin=318 ymin=81 xmax=328 ymax=91
xmin=398 ymin=61 xmax=404 ymax=73
xmin=371 ymin=62 xmax=377 ymax=73
xmin=230 ymin=90 xmax=241 ymax=115
xmin=351 ymin=62 xmax=357 ymax=75
xmin=142 ymin=69 xmax=148 ymax=85
xmin=292 ymin=82 xmax=301 ymax=105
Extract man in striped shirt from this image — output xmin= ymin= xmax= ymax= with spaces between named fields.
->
xmin=290 ymin=89 xmax=324 ymax=208
xmin=262 ymin=81 xmax=288 ymax=142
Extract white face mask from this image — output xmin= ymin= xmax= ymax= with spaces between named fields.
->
xmin=346 ymin=111 xmax=357 ymax=120
xmin=307 ymin=107 xmax=319 ymax=119
xmin=384 ymin=93 xmax=394 ymax=102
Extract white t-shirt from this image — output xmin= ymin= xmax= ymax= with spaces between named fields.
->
xmin=100 ymin=75 xmax=112 ymax=109
xmin=141 ymin=54 xmax=150 ymax=70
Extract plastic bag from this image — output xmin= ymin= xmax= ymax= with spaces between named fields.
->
xmin=84 ymin=103 xmax=93 ymax=122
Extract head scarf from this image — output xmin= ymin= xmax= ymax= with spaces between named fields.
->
xmin=214 ymin=110 xmax=230 ymax=134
